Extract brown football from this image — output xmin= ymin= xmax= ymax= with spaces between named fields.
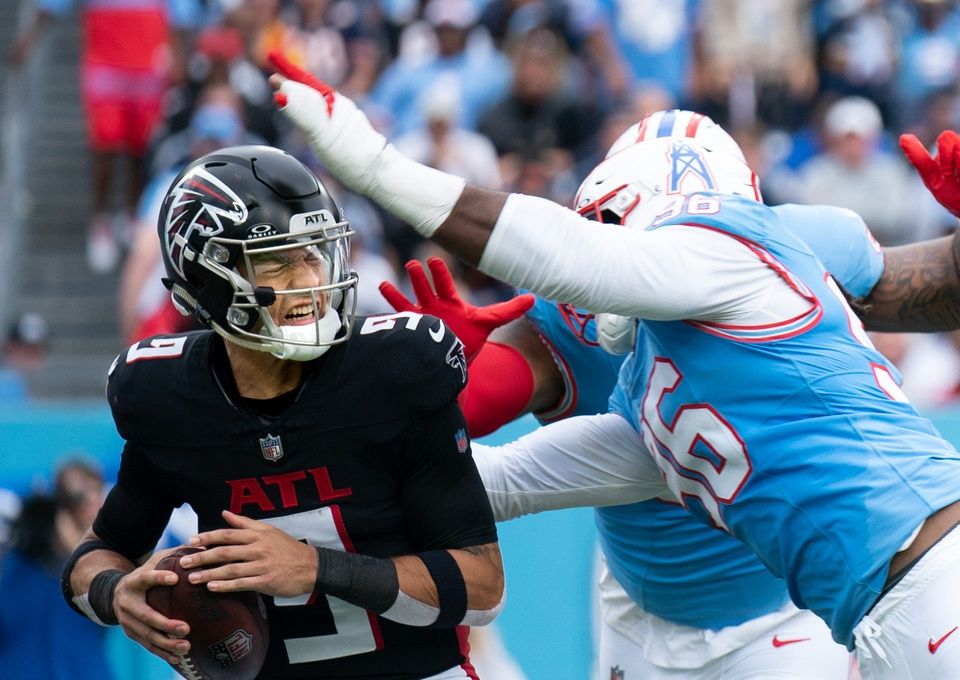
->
xmin=146 ymin=546 xmax=269 ymax=680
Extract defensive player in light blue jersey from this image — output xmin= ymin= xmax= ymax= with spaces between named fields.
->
xmin=270 ymin=55 xmax=960 ymax=679
xmin=381 ymin=174 xmax=888 ymax=678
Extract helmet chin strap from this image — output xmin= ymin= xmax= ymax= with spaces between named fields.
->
xmin=268 ymin=306 xmax=342 ymax=361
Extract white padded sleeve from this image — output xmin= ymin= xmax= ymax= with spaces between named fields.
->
xmin=277 ymin=79 xmax=465 ymax=236
xmin=473 ymin=413 xmax=668 ymax=522
xmin=479 ymin=193 xmax=805 ymax=323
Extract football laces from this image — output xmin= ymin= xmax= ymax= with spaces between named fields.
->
xmin=175 ymin=653 xmax=205 ymax=680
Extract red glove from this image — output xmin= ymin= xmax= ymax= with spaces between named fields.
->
xmin=268 ymin=49 xmax=335 ymax=113
xmin=900 ymin=131 xmax=960 ymax=217
xmin=379 ymin=257 xmax=534 ymax=361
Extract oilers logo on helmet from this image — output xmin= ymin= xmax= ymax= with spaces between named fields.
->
xmin=576 ymin=136 xmax=759 ymax=231
xmin=666 ymin=140 xmax=718 ymax=195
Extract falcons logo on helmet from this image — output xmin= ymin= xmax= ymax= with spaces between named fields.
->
xmin=164 ymin=167 xmax=249 ymax=278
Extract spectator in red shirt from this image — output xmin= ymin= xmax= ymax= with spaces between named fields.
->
xmin=9 ymin=0 xmax=199 ymax=273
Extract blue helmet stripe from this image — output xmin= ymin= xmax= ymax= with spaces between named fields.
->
xmin=656 ymin=110 xmax=678 ymax=138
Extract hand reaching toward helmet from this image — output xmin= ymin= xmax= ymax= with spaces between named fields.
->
xmin=268 ymin=50 xmax=466 ymax=238
xmin=267 ymin=50 xmax=386 ymax=196
xmin=900 ymin=131 xmax=960 ymax=218
xmin=379 ymin=258 xmax=534 ymax=361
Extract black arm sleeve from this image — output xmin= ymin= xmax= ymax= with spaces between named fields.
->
xmin=399 ymin=401 xmax=498 ymax=550
xmin=92 ymin=443 xmax=178 ymax=561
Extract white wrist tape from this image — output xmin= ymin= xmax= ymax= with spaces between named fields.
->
xmin=72 ymin=593 xmax=111 ymax=627
xmin=277 ymin=79 xmax=465 ymax=237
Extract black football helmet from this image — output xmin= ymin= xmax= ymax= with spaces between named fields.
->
xmin=158 ymin=145 xmax=358 ymax=360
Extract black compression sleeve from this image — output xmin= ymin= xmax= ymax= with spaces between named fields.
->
xmin=314 ymin=547 xmax=400 ymax=614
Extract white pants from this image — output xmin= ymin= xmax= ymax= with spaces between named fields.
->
xmin=599 ymin=615 xmax=853 ymax=679
xmin=854 ymin=524 xmax=960 ymax=680
xmin=598 ymin=561 xmax=850 ymax=679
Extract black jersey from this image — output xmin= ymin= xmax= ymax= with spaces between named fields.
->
xmin=95 ymin=313 xmax=496 ymax=679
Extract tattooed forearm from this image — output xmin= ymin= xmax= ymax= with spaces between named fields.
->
xmin=454 ymin=543 xmax=504 ymax=608
xmin=859 ymin=233 xmax=960 ymax=332
xmin=460 ymin=543 xmax=499 ymax=560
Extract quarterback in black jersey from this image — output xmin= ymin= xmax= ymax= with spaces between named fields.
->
xmin=61 ymin=146 xmax=503 ymax=679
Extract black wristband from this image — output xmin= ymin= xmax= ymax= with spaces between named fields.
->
xmin=417 ymin=550 xmax=467 ymax=628
xmin=314 ymin=547 xmax=399 ymax=614
xmin=88 ymin=569 xmax=125 ymax=625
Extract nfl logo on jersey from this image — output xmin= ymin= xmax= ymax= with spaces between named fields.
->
xmin=259 ymin=434 xmax=284 ymax=462
xmin=455 ymin=428 xmax=468 ymax=453
xmin=609 ymin=666 xmax=625 ymax=680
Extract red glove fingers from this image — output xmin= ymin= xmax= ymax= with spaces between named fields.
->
xmin=475 ymin=294 xmax=535 ymax=329
xmin=267 ymin=49 xmax=335 ymax=116
xmin=899 ymin=133 xmax=938 ymax=180
xmin=378 ymin=257 xmax=535 ymax=360
xmin=378 ymin=280 xmax=416 ymax=313
xmin=426 ymin=256 xmax=461 ymax=302
xmin=407 ymin=259 xmax=439 ymax=307
xmin=423 ymin=257 xmax=535 ymax=326
xmin=900 ymin=131 xmax=960 ymax=218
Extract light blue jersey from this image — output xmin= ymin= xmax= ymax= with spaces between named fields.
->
xmin=525 ymin=202 xmax=884 ymax=631
xmin=609 ymin=193 xmax=960 ymax=646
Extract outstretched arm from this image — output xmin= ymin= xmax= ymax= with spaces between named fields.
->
xmin=473 ymin=412 xmax=668 ymax=522
xmin=856 ymin=132 xmax=960 ymax=332
xmin=269 ymin=52 xmax=788 ymax=323
xmin=861 ymin=234 xmax=960 ymax=332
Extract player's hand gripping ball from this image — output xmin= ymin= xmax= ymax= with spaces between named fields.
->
xmin=146 ymin=547 xmax=269 ymax=680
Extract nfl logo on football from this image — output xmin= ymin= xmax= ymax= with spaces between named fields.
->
xmin=210 ymin=629 xmax=253 ymax=668
xmin=260 ymin=433 xmax=284 ymax=462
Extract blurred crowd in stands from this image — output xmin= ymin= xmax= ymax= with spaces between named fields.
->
xmin=7 ymin=0 xmax=960 ymax=405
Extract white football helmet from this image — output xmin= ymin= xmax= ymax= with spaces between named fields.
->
xmin=606 ymin=109 xmax=747 ymax=163
xmin=575 ymin=132 xmax=760 ymax=356
xmin=575 ymin=135 xmax=760 ymax=230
